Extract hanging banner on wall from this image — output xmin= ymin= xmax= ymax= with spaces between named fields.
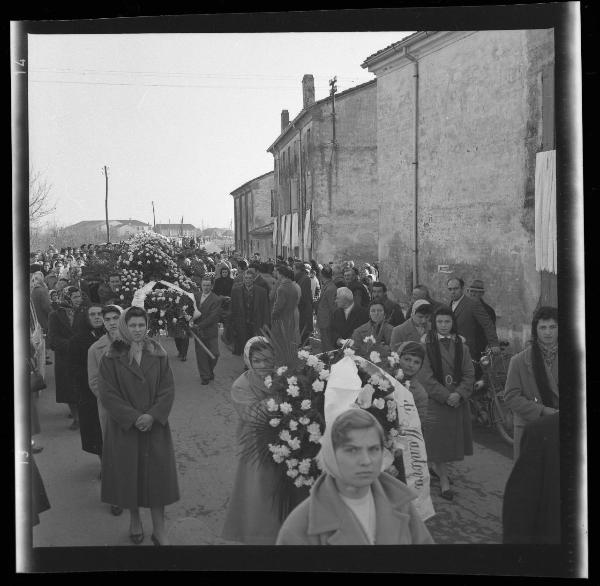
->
xmin=304 ymin=208 xmax=311 ymax=249
xmin=273 ymin=217 xmax=278 ymax=247
xmin=291 ymin=212 xmax=298 ymax=249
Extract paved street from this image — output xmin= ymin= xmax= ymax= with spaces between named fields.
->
xmin=32 ymin=334 xmax=514 ymax=546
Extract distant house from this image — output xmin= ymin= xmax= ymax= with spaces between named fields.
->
xmin=63 ymin=219 xmax=152 ymax=244
xmin=154 ymin=223 xmax=200 ymax=238
xmin=230 ymin=171 xmax=275 ymax=258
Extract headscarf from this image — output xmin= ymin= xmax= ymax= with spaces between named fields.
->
xmin=30 ymin=271 xmax=46 ymax=290
xmin=242 ymin=335 xmax=271 ymax=394
xmin=117 ymin=307 xmax=161 ymax=365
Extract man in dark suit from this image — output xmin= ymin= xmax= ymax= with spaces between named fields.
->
xmin=191 ymin=276 xmax=223 ymax=385
xmin=502 ymin=413 xmax=560 ymax=544
xmin=331 ymin=287 xmax=369 ymax=346
xmin=342 ymin=266 xmax=370 ymax=308
xmin=466 ymin=278 xmax=498 ymax=366
xmin=294 ymin=262 xmax=314 ymax=345
xmin=230 ymin=269 xmax=270 ymax=356
xmin=371 ymin=281 xmax=405 ymax=327
xmin=448 ymin=277 xmax=499 ymax=362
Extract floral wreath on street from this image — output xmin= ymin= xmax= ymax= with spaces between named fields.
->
xmin=241 ymin=323 xmax=434 ymax=522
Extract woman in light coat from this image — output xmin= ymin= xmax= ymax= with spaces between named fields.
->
xmin=276 ymin=409 xmax=433 ymax=545
xmin=351 ymin=301 xmax=394 ymax=358
xmin=98 ymin=306 xmax=179 ymax=545
xmin=503 ymin=306 xmax=559 ymax=459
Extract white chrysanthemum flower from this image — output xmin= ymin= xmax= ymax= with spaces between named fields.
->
xmin=299 ymin=417 xmax=310 ymax=425
xmin=379 ymin=378 xmax=392 ymax=390
xmin=264 ymin=375 xmax=273 ymax=389
xmin=286 ymin=376 xmax=298 ymax=385
xmin=294 ymin=476 xmax=304 ymax=488
xmin=304 ymin=477 xmax=315 ymax=487
xmin=369 ymin=351 xmax=382 ymax=364
xmin=289 ymin=420 xmax=299 ymax=431
xmin=343 ymin=348 xmax=355 ymax=357
xmin=363 ymin=335 xmax=376 ymax=344
xmin=297 ymin=350 xmax=310 ymax=360
xmin=279 ymin=430 xmax=292 ymax=442
xmin=269 ymin=418 xmax=281 ymax=427
xmin=395 ymin=368 xmax=404 ymax=381
xmin=312 ymin=379 xmax=325 ymax=393
xmin=273 ymin=453 xmax=284 ymax=464
xmin=286 ymin=468 xmax=299 ymax=478
xmin=373 ymin=398 xmax=385 ymax=409
xmin=306 ymin=355 xmax=319 ymax=368
xmin=286 ymin=385 xmax=300 ymax=398
xmin=313 ymin=360 xmax=325 ymax=372
xmin=280 ymin=445 xmax=291 ymax=457
xmin=266 ymin=398 xmax=279 ymax=412
xmin=279 ymin=402 xmax=293 ymax=415
xmin=276 ymin=366 xmax=288 ymax=376
xmin=319 ymin=369 xmax=330 ymax=381
xmin=286 ymin=458 xmax=299 ymax=468
xmin=300 ymin=399 xmax=311 ymax=410
xmin=288 ymin=437 xmax=301 ymax=451
xmin=298 ymin=459 xmax=312 ymax=475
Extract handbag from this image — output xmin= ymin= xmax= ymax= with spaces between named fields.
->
xmin=29 ymin=359 xmax=47 ymax=392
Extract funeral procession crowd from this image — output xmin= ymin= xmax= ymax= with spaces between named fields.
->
xmin=26 ymin=232 xmax=559 ymax=547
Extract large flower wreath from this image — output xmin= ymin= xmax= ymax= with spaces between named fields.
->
xmin=244 ymin=336 xmax=434 ymax=522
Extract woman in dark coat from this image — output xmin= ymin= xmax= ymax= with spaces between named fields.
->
xmin=68 ymin=303 xmax=105 ymax=460
xmin=98 ymin=306 xmax=179 ymax=545
xmin=47 ymin=286 xmax=86 ymax=429
xmin=213 ymin=267 xmax=234 ymax=297
xmin=420 ymin=307 xmax=475 ymax=500
xmin=270 ymin=264 xmax=300 ymax=342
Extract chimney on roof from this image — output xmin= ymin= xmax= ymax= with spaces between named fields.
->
xmin=281 ymin=109 xmax=290 ymax=132
xmin=302 ymin=74 xmax=315 ymax=110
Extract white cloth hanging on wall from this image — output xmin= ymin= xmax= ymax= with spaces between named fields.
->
xmin=272 ymin=217 xmax=278 ymax=246
xmin=291 ymin=213 xmax=298 ymax=249
xmin=535 ymin=150 xmax=557 ymax=274
xmin=304 ymin=208 xmax=311 ymax=249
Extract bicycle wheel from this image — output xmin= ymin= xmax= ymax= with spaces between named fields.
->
xmin=492 ymin=394 xmax=514 ymax=445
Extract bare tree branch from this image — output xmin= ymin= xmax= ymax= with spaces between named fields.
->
xmin=29 ymin=169 xmax=56 ymax=224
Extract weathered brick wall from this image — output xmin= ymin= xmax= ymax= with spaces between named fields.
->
xmin=311 ymin=83 xmax=379 ymax=265
xmin=376 ymin=30 xmax=554 ymax=351
xmin=250 ymin=174 xmax=274 ymax=230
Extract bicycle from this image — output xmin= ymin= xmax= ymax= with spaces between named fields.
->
xmin=469 ymin=342 xmax=515 ymax=445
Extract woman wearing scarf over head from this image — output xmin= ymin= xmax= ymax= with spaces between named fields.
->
xmin=503 ymin=306 xmax=559 ymax=459
xmin=221 ymin=336 xmax=283 ymax=544
xmin=98 ymin=306 xmax=179 ymax=545
xmin=351 ymin=300 xmax=394 ymax=358
xmin=419 ymin=306 xmax=475 ymax=501
xmin=276 ymin=408 xmax=433 ymax=545
xmin=47 ymin=286 xmax=86 ymax=429
xmin=68 ymin=302 xmax=106 ymax=466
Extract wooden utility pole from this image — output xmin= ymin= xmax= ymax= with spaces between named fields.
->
xmin=152 ymin=201 xmax=156 ymax=229
xmin=329 ymin=76 xmax=338 ymax=145
xmin=102 ymin=166 xmax=110 ymax=243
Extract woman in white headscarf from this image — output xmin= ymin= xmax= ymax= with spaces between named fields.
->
xmin=98 ymin=306 xmax=179 ymax=545
xmin=221 ymin=336 xmax=284 ymax=544
xmin=276 ymin=409 xmax=433 ymax=545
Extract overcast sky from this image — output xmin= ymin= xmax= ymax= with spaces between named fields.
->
xmin=28 ymin=31 xmax=412 ymax=230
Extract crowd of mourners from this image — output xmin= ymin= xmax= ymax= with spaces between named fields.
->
xmin=28 ymin=242 xmax=559 ymax=546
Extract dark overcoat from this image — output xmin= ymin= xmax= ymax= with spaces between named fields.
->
xmin=271 ymin=279 xmax=300 ymax=333
xmin=230 ymin=284 xmax=270 ymax=351
xmin=331 ymin=305 xmax=370 ymax=343
xmin=47 ymin=307 xmax=78 ymax=404
xmin=68 ymin=324 xmax=104 ymax=456
xmin=453 ymin=295 xmax=498 ymax=359
xmin=295 ymin=273 xmax=314 ymax=338
xmin=98 ymin=340 xmax=180 ymax=509
xmin=420 ymin=336 xmax=475 ymax=462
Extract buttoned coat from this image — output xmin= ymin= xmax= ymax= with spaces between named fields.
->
xmin=351 ymin=320 xmax=394 ymax=358
xmin=276 ymin=473 xmax=433 ymax=545
xmin=503 ymin=345 xmax=559 ymax=457
xmin=230 ymin=284 xmax=271 ymax=340
xmin=88 ymin=333 xmax=112 ymax=437
xmin=98 ymin=340 xmax=179 ymax=508
xmin=420 ymin=336 xmax=475 ymax=462
xmin=452 ymin=295 xmax=499 ymax=359
xmin=331 ymin=305 xmax=370 ymax=344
